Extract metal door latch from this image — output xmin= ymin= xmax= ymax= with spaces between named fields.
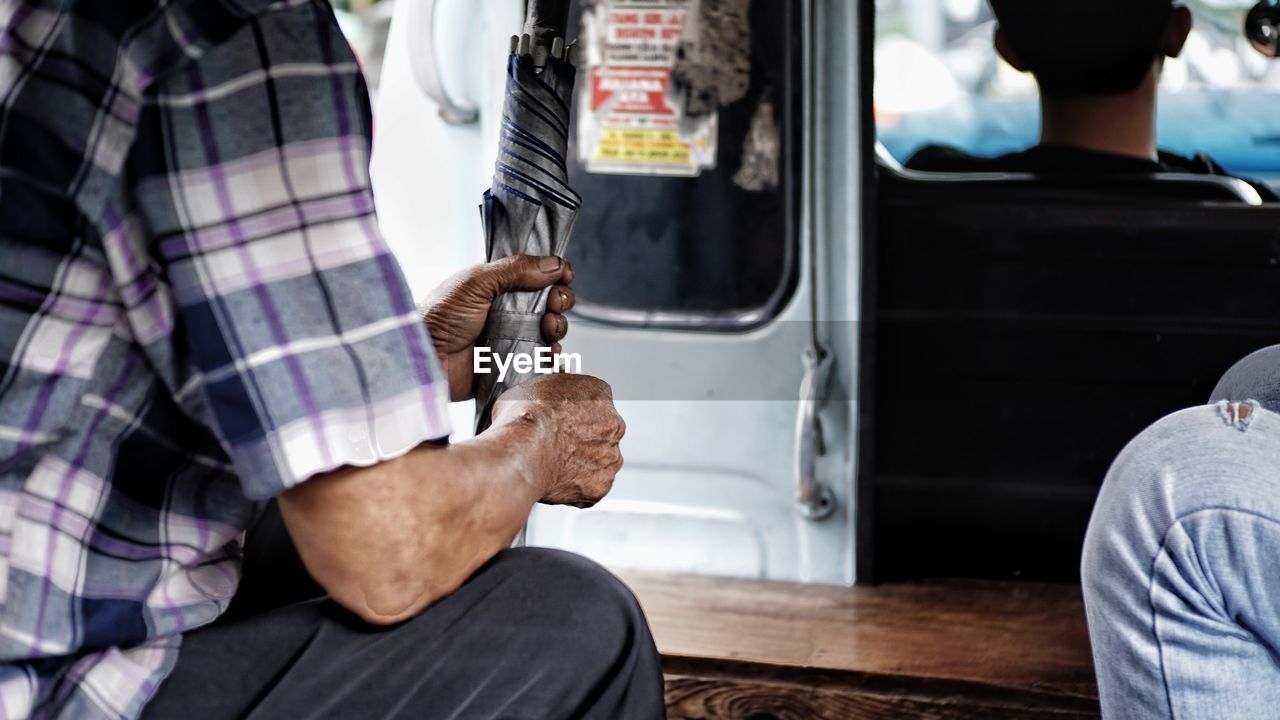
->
xmin=795 ymin=346 xmax=836 ymax=521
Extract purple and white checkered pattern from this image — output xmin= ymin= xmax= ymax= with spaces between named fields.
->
xmin=0 ymin=1 xmax=452 ymax=717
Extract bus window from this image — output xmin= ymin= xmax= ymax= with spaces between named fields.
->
xmin=563 ymin=0 xmax=801 ymax=329
xmin=875 ymin=0 xmax=1280 ymax=192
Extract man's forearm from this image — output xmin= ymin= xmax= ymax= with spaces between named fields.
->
xmin=278 ymin=415 xmax=548 ymax=625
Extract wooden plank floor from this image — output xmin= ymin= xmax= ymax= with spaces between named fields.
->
xmin=621 ymin=572 xmax=1100 ymax=720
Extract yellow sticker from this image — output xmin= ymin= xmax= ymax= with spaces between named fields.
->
xmin=594 ymin=128 xmax=692 ymax=165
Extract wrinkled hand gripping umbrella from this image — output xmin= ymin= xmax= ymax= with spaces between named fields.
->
xmin=475 ymin=5 xmax=581 ymax=432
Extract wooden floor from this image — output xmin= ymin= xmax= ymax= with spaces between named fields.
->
xmin=621 ymin=572 xmax=1100 ymax=720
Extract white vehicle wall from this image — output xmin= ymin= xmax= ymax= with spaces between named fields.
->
xmin=370 ymin=0 xmax=863 ymax=585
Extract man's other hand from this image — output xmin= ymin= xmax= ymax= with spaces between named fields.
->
xmin=492 ymin=374 xmax=625 ymax=508
xmin=281 ymin=372 xmax=625 ymax=625
xmin=421 ymin=255 xmax=576 ymax=402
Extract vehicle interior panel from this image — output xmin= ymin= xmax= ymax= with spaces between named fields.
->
xmin=867 ymin=165 xmax=1280 ymax=581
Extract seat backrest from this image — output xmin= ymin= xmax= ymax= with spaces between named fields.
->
xmin=865 ymin=164 xmax=1280 ymax=582
xmin=884 ymin=164 xmax=1265 ymax=206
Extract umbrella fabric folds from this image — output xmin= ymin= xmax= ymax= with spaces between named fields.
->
xmin=474 ymin=35 xmax=580 ymax=429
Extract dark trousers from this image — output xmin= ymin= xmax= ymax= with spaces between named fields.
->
xmin=142 ymin=505 xmax=666 ymax=719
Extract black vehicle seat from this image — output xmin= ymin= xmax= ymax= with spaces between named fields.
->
xmin=865 ymin=159 xmax=1280 ymax=582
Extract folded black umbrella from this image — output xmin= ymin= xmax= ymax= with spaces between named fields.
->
xmin=475 ymin=4 xmax=580 ymax=430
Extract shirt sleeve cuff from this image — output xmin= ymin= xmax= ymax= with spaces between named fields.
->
xmin=230 ymin=382 xmax=454 ymax=501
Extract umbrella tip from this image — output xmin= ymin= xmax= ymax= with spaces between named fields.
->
xmin=518 ymin=33 xmax=532 ymax=57
xmin=551 ymin=36 xmax=565 ymax=59
xmin=566 ymin=40 xmax=578 ymax=66
xmin=509 ymin=35 xmax=519 ymax=55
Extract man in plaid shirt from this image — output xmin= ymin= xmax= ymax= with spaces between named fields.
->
xmin=0 ymin=0 xmax=664 ymax=717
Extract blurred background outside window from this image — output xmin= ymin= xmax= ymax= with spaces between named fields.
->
xmin=875 ymin=0 xmax=1280 ymax=189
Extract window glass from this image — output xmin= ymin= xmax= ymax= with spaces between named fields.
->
xmin=565 ymin=0 xmax=801 ymax=328
xmin=875 ymin=0 xmax=1280 ymax=189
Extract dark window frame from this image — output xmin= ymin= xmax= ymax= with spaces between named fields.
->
xmin=566 ymin=0 xmax=807 ymax=332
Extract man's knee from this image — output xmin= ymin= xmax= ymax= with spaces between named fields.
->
xmin=491 ymin=547 xmax=643 ymax=612
xmin=407 ymin=548 xmax=664 ymax=717
xmin=1083 ymin=402 xmax=1274 ymax=594
xmin=484 ymin=547 xmax=656 ymax=665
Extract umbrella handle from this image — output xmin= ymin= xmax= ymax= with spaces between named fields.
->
xmin=523 ymin=0 xmax=572 ymax=67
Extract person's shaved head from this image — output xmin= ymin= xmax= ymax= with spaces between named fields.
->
xmin=990 ymin=0 xmax=1179 ymax=97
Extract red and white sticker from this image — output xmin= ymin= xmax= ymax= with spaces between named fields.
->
xmin=577 ymin=0 xmax=718 ymax=177
xmin=592 ymin=67 xmax=673 ymax=115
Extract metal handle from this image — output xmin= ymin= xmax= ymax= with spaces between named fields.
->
xmin=407 ymin=0 xmax=480 ymax=124
xmin=795 ymin=347 xmax=836 ymax=521
xmin=523 ymin=0 xmax=572 ymax=67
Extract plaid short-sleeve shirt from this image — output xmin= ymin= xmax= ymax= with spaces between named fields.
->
xmin=0 ymin=1 xmax=452 ymax=716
